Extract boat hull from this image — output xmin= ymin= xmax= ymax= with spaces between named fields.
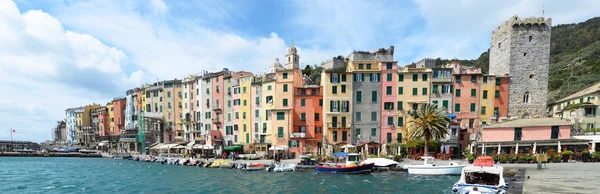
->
xmin=452 ymin=183 xmax=507 ymax=194
xmin=404 ymin=165 xmax=465 ymax=175
xmin=315 ymin=163 xmax=375 ymax=174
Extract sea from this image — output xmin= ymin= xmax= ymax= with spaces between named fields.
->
xmin=0 ymin=157 xmax=458 ymax=194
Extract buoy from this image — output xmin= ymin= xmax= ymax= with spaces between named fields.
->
xmin=148 ymin=165 xmax=152 ymax=168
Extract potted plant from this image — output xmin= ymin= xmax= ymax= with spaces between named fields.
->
xmin=552 ymin=154 xmax=561 ymax=163
xmin=561 ymin=150 xmax=573 ymax=162
xmin=525 ymin=155 xmax=533 ymax=163
xmin=508 ymin=155 xmax=516 ymax=163
xmin=517 ymin=155 xmax=526 ymax=163
xmin=582 ymin=150 xmax=590 ymax=162
xmin=499 ymin=155 xmax=507 ymax=163
xmin=466 ymin=153 xmax=475 ymax=164
xmin=393 ymin=155 xmax=402 ymax=162
xmin=492 ymin=155 xmax=498 ymax=163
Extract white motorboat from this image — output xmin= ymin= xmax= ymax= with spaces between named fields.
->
xmin=452 ymin=156 xmax=508 ymax=194
xmin=266 ymin=163 xmax=296 ymax=172
xmin=361 ymin=158 xmax=399 ymax=167
xmin=402 ymin=156 xmax=465 ymax=175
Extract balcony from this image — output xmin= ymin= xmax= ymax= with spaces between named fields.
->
xmin=253 ymin=138 xmax=268 ymax=144
xmin=212 ymin=118 xmax=221 ymax=124
xmin=290 ymin=132 xmax=306 ymax=138
xmin=327 ymin=122 xmax=351 ymax=129
xmin=212 ymin=106 xmax=222 ymax=111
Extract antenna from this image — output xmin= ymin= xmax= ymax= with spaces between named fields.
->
xmin=542 ymin=4 xmax=545 ymax=17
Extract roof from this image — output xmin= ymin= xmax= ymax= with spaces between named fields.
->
xmin=482 ymin=118 xmax=571 ymax=128
xmin=554 ymin=81 xmax=600 ymax=104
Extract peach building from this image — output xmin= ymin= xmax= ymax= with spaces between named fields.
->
xmin=291 ymin=85 xmax=323 ymax=155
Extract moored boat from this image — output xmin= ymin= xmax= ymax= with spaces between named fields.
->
xmin=452 ymin=156 xmax=508 ymax=194
xmin=315 ymin=153 xmax=374 ymax=174
xmin=241 ymin=163 xmax=265 ymax=171
xmin=402 ymin=156 xmax=465 ymax=175
xmin=266 ymin=163 xmax=296 ymax=172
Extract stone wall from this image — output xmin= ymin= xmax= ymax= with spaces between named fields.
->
xmin=489 ymin=15 xmax=551 ymax=118
xmin=352 ymin=78 xmax=381 ymax=142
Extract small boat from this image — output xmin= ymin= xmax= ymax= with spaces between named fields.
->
xmin=241 ymin=163 xmax=265 ymax=171
xmin=361 ymin=158 xmax=399 ymax=168
xmin=402 ymin=156 xmax=465 ymax=175
xmin=452 ymin=156 xmax=508 ymax=194
xmin=266 ymin=163 xmax=296 ymax=172
xmin=315 ymin=153 xmax=375 ymax=174
xmin=210 ymin=160 xmax=232 ymax=168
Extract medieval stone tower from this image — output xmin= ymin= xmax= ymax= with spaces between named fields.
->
xmin=285 ymin=43 xmax=300 ymax=69
xmin=489 ymin=15 xmax=552 ymax=119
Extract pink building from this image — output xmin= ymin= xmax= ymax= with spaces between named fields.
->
xmin=111 ymin=98 xmax=126 ymax=135
xmin=481 ymin=118 xmax=571 ymax=142
xmin=380 ymin=62 xmax=399 ymax=144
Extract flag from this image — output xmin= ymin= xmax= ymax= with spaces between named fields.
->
xmin=12 ymin=129 xmax=16 ymax=133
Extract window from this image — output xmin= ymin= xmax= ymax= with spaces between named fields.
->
xmin=243 ymin=87 xmax=247 ymax=93
xmin=331 ymin=74 xmax=339 ymax=83
xmin=268 ymin=85 xmax=272 ymax=91
xmin=168 ymin=102 xmax=171 ymax=109
xmin=384 ymin=102 xmax=394 ymax=110
xmin=481 ymin=106 xmax=486 ymax=114
xmin=455 ymin=75 xmax=461 ymax=83
xmin=398 ymin=74 xmax=404 ymax=82
xmin=244 ymin=100 xmax=247 ymax=106
xmin=523 ymin=92 xmax=530 ymax=103
xmin=341 ymin=85 xmax=346 ymax=93
xmin=370 ymin=73 xmax=380 ymax=82
xmin=283 ymin=73 xmax=288 ymax=79
xmin=332 ymin=86 xmax=337 ymax=94
xmin=471 ymin=89 xmax=476 ymax=97
xmin=167 ymin=91 xmax=171 ymax=98
xmin=397 ymin=133 xmax=402 ymax=143
xmin=228 ymin=113 xmax=231 ymax=121
xmin=319 ymin=99 xmax=323 ymax=106
xmin=355 ymin=112 xmax=361 ymax=121
xmin=471 ymin=75 xmax=477 ymax=83
xmin=422 ymin=88 xmax=427 ymax=95
xmin=371 ymin=128 xmax=376 ymax=136
xmin=371 ymin=91 xmax=377 ymax=102
xmin=494 ymin=107 xmax=499 ymax=115
xmin=356 ymin=128 xmax=361 ymax=136
xmin=283 ymin=99 xmax=288 ymax=106
xmin=432 ymin=85 xmax=439 ymax=93
xmin=514 ymin=128 xmax=522 ymax=141
xmin=580 ymin=98 xmax=584 ymax=103
xmin=366 ymin=64 xmax=371 ymax=69
xmin=277 ymin=112 xmax=285 ymax=120
xmin=358 ymin=64 xmax=364 ymax=69
xmin=342 ymin=131 xmax=347 ymax=141
xmin=470 ymin=103 xmax=476 ymax=112
xmin=332 ymin=116 xmax=338 ymax=128
xmin=412 ymin=74 xmax=418 ymax=81
xmin=483 ymin=76 xmax=488 ymax=83
xmin=442 ymin=100 xmax=449 ymax=110
xmin=256 ymin=97 xmax=259 ymax=105
xmin=333 ymin=131 xmax=338 ymax=141
xmin=356 ymin=91 xmax=362 ymax=102
xmin=278 ymin=127 xmax=284 ymax=138
xmin=432 ymin=100 xmax=438 ymax=105
xmin=523 ymin=53 xmax=527 ymax=57
xmin=455 ymin=89 xmax=461 ymax=97
xmin=495 ymin=90 xmax=500 ymax=98
xmin=371 ymin=112 xmax=377 ymax=121
xmin=301 ymin=113 xmax=306 ymax=121
xmin=550 ymin=126 xmax=559 ymax=139
xmin=387 ymin=133 xmax=392 ymax=143
xmin=354 ymin=73 xmax=363 ymax=82
xmin=398 ymin=87 xmax=403 ymax=95
xmin=412 ymin=103 xmax=418 ymax=111
xmin=483 ymin=90 xmax=488 ymax=99
xmin=397 ymin=101 xmax=403 ymax=110
xmin=341 ymin=74 xmax=347 ymax=82
xmin=397 ymin=117 xmax=404 ymax=126
xmin=455 ymin=103 xmax=460 ymax=112
xmin=528 ymin=35 xmax=533 ymax=42
xmin=386 ymin=73 xmax=392 ymax=81
xmin=315 ymin=113 xmax=320 ymax=121
xmin=387 ymin=117 xmax=393 ymax=126
xmin=495 ymin=78 xmax=501 ymax=86
xmin=255 ymin=110 xmax=259 ymax=118
xmin=299 ymin=99 xmax=306 ymax=107
xmin=412 ymin=88 xmax=418 ymax=96
xmin=468 ymin=119 xmax=474 ymax=128
xmin=243 ymin=112 xmax=246 ymax=119
xmin=422 ymin=74 xmax=428 ymax=81
xmin=386 ymin=63 xmax=393 ymax=69
xmin=283 ymin=84 xmax=288 ymax=92
xmin=386 ymin=86 xmax=392 ymax=95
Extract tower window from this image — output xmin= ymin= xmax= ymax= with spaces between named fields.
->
xmin=528 ymin=36 xmax=532 ymax=42
xmin=523 ymin=53 xmax=527 ymax=57
xmin=523 ymin=92 xmax=530 ymax=103
xmin=529 ymin=74 xmax=535 ymax=79
xmin=498 ymin=43 xmax=501 ymax=47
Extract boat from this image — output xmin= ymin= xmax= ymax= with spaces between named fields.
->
xmin=240 ymin=163 xmax=265 ymax=171
xmin=315 ymin=153 xmax=375 ymax=174
xmin=402 ymin=156 xmax=465 ymax=175
xmin=266 ymin=163 xmax=296 ymax=172
xmin=361 ymin=158 xmax=399 ymax=168
xmin=209 ymin=160 xmax=232 ymax=168
xmin=452 ymin=156 xmax=508 ymax=194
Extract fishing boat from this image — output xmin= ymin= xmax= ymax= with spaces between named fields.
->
xmin=452 ymin=156 xmax=508 ymax=194
xmin=315 ymin=153 xmax=375 ymax=174
xmin=240 ymin=163 xmax=265 ymax=171
xmin=402 ymin=156 xmax=465 ymax=175
xmin=361 ymin=158 xmax=400 ymax=168
xmin=266 ymin=163 xmax=296 ymax=172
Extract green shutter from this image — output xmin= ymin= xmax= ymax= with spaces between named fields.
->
xmin=422 ymin=74 xmax=428 ymax=81
xmin=470 ymin=103 xmax=476 ymax=112
xmin=456 ymin=89 xmax=461 ymax=97
xmin=398 ymin=87 xmax=403 ymax=95
xmin=483 ymin=90 xmax=488 ymax=99
xmin=356 ymin=91 xmax=362 ymax=102
xmin=398 ymin=117 xmax=403 ymax=126
xmin=471 ymin=89 xmax=476 ymax=97
xmin=399 ymin=74 xmax=404 ymax=82
xmin=422 ymin=88 xmax=427 ymax=95
xmin=278 ymin=127 xmax=283 ymax=138
xmin=372 ymin=91 xmax=377 ymax=102
xmin=412 ymin=74 xmax=418 ymax=81
xmin=412 ymin=88 xmax=417 ymax=95
xmin=455 ymin=103 xmax=460 ymax=112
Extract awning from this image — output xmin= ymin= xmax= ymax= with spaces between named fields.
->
xmin=149 ymin=143 xmax=165 ymax=150
xmin=202 ymin=145 xmax=214 ymax=149
xmin=224 ymin=145 xmax=243 ymax=151
xmin=98 ymin=142 xmax=107 ymax=146
xmin=173 ymin=145 xmax=186 ymax=149
xmin=268 ymin=146 xmax=288 ymax=151
xmin=186 ymin=142 xmax=195 ymax=147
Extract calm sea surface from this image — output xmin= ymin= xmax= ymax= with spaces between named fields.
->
xmin=0 ymin=157 xmax=457 ymax=194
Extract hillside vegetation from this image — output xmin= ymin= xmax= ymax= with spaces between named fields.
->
xmin=431 ymin=17 xmax=600 ymax=103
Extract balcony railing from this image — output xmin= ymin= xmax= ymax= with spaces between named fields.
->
xmin=327 ymin=122 xmax=351 ymax=129
xmin=290 ymin=132 xmax=306 ymax=138
xmin=212 ymin=118 xmax=221 ymax=124
xmin=253 ymin=138 xmax=268 ymax=144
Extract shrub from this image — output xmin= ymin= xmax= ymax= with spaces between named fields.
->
xmin=561 ymin=150 xmax=573 ymax=155
xmin=582 ymin=150 xmax=590 ymax=154
xmin=369 ymin=154 xmax=378 ymax=158
xmin=466 ymin=153 xmax=475 ymax=160
xmin=553 ymin=154 xmax=561 ymax=160
xmin=393 ymin=155 xmax=402 ymax=161
xmin=499 ymin=155 xmax=507 ymax=162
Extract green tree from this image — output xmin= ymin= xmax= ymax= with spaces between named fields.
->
xmin=407 ymin=104 xmax=450 ymax=156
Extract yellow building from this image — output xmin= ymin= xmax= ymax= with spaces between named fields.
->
xmin=74 ymin=107 xmax=84 ymax=142
xmin=239 ymin=74 xmax=254 ymax=145
xmin=397 ymin=67 xmax=432 ymax=143
xmin=549 ymin=81 xmax=600 ymax=130
xmin=261 ymin=73 xmax=277 ymax=149
xmin=106 ymin=103 xmax=114 ymax=134
xmin=271 ymin=68 xmax=303 ymax=148
xmin=479 ymin=75 xmax=496 ymax=124
xmin=321 ymin=70 xmax=353 ymax=145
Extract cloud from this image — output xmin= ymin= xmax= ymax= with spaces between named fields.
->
xmin=150 ymin=0 xmax=167 ymax=15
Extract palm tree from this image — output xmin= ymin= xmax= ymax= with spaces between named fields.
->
xmin=408 ymin=103 xmax=450 ymax=156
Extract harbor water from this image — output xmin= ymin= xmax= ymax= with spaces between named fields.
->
xmin=0 ymin=157 xmax=457 ymax=193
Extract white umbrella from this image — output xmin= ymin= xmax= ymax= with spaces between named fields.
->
xmin=364 ymin=144 xmax=368 ymax=155
xmin=533 ymin=142 xmax=537 ymax=155
xmin=382 ymin=144 xmax=387 ymax=155
xmin=470 ymin=143 xmax=474 ymax=154
xmin=557 ymin=141 xmax=561 ymax=153
xmin=498 ymin=143 xmax=501 ymax=155
xmin=344 ymin=147 xmax=348 ymax=153
xmin=592 ymin=142 xmax=596 ymax=153
xmin=481 ymin=143 xmax=485 ymax=156
xmin=377 ymin=147 xmax=381 ymax=156
xmin=515 ymin=143 xmax=519 ymax=154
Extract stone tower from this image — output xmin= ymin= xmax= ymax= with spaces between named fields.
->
xmin=285 ymin=43 xmax=300 ymax=69
xmin=489 ymin=15 xmax=552 ymax=119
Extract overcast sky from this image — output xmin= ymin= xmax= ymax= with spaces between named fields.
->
xmin=1 ymin=0 xmax=599 ymax=142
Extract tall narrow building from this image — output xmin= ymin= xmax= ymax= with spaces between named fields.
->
xmin=489 ymin=15 xmax=551 ymax=118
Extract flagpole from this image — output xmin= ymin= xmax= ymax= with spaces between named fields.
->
xmin=10 ymin=129 xmax=13 ymax=152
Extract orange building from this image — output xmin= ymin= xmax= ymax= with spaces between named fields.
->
xmin=448 ymin=62 xmax=483 ymax=149
xmin=291 ymin=85 xmax=323 ymax=155
xmin=111 ymin=98 xmax=126 ymax=135
xmin=493 ymin=76 xmax=510 ymax=120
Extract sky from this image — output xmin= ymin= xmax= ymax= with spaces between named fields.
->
xmin=1 ymin=0 xmax=599 ymax=142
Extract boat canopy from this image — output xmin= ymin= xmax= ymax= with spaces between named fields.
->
xmin=333 ymin=152 xmax=348 ymax=158
xmin=224 ymin=145 xmax=243 ymax=151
